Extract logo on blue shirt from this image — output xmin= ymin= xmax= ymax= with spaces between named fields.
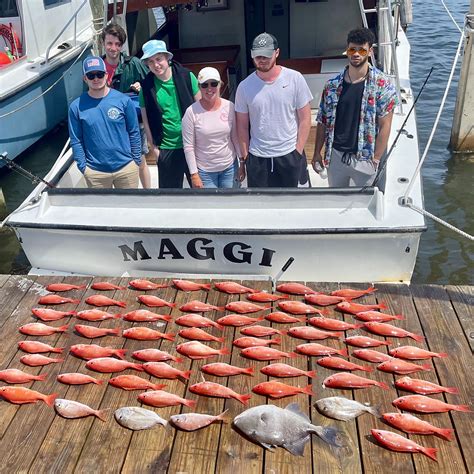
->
xmin=107 ymin=107 xmax=121 ymax=120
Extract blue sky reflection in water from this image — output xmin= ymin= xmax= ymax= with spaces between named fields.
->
xmin=0 ymin=0 xmax=472 ymax=283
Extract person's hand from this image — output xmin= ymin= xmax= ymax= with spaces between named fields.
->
xmin=191 ymin=173 xmax=203 ymax=188
xmin=238 ymin=161 xmax=246 ymax=182
xmin=311 ymin=152 xmax=325 ymax=173
xmin=130 ymin=82 xmax=141 ymax=93
xmin=296 ymin=145 xmax=305 ymax=155
xmin=372 ymin=158 xmax=380 ymax=170
xmin=153 ymin=146 xmax=160 ymax=161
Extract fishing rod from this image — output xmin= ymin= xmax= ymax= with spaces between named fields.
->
xmin=369 ymin=66 xmax=434 ymax=189
xmin=0 ymin=152 xmax=55 ymax=188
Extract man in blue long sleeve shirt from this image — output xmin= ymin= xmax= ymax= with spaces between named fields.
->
xmin=68 ymin=56 xmax=141 ymax=188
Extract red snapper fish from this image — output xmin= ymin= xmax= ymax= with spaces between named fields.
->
xmin=85 ymin=295 xmax=126 ymax=308
xmin=129 ymin=279 xmax=169 ymax=290
xmin=304 ymin=293 xmax=349 ymax=306
xmin=55 ymin=399 xmax=107 ymax=421
xmin=389 ymin=346 xmax=448 ymax=360
xmin=176 ymin=341 xmax=230 ymax=360
xmin=57 ymin=373 xmax=103 ymax=385
xmin=109 ymin=375 xmax=166 ymax=391
xmin=352 ymin=349 xmax=393 ymax=363
xmin=247 ymin=292 xmax=289 ymax=302
xmin=225 ymin=301 xmax=271 ymax=314
xmin=18 ymin=341 xmax=63 ymax=354
xmin=214 ymin=281 xmax=258 ymax=294
xmin=173 ymin=279 xmax=211 ymax=291
xmin=70 ymin=344 xmax=127 ymax=360
xmin=0 ymin=369 xmax=47 ymax=383
xmin=132 ymin=349 xmax=182 ymax=363
xmin=175 ymin=314 xmax=223 ymax=329
xmin=217 ymin=314 xmax=264 ymax=327
xmin=276 ymin=283 xmax=316 ymax=295
xmin=355 ymin=310 xmax=404 ymax=322
xmin=394 ymin=376 xmax=459 ymax=395
xmin=19 ymin=323 xmax=68 ymax=336
xmin=308 ymin=317 xmax=362 ymax=331
xmin=336 ymin=301 xmax=387 ymax=315
xmin=0 ymin=386 xmax=57 ymax=406
xmin=260 ymin=363 xmax=316 ymax=378
xmin=371 ymin=429 xmax=437 ymax=462
xmin=240 ymin=325 xmax=286 ymax=337
xmin=38 ymin=295 xmax=80 ymax=305
xmin=288 ymin=326 xmax=343 ymax=340
xmin=20 ymin=354 xmax=64 ymax=366
xmin=240 ymin=346 xmax=297 ymax=361
xmin=252 ymin=381 xmax=314 ymax=399
xmin=76 ymin=309 xmax=121 ymax=321
xmin=344 ymin=336 xmax=391 ymax=348
xmin=363 ymin=322 xmax=424 ymax=342
xmin=138 ymin=390 xmax=196 ymax=408
xmin=392 ymin=395 xmax=470 ymax=413
xmin=74 ymin=324 xmax=121 ymax=338
xmin=137 ymin=295 xmax=175 ymax=308
xmin=317 ymin=357 xmax=373 ymax=372
xmin=382 ymin=413 xmax=454 ymax=441
xmin=190 ymin=381 xmax=251 ymax=404
xmin=85 ymin=358 xmax=143 ymax=373
xmin=295 ymin=343 xmax=348 ymax=357
xmin=178 ymin=327 xmax=224 ymax=343
xmin=278 ymin=301 xmax=326 ymax=315
xmin=45 ymin=283 xmax=86 ymax=292
xmin=331 ymin=286 xmax=377 ymax=299
xmin=123 ymin=327 xmax=175 ymax=341
xmin=323 ymin=373 xmax=389 ymax=390
xmin=265 ymin=312 xmax=306 ymax=324
xmin=233 ymin=336 xmax=281 ymax=348
xmin=143 ymin=362 xmax=191 ymax=380
xmin=170 ymin=410 xmax=228 ymax=431
xmin=377 ymin=359 xmax=431 ymax=375
xmin=201 ymin=363 xmax=254 ymax=377
xmin=123 ymin=309 xmax=172 ymax=323
xmin=91 ymin=282 xmax=126 ymax=291
xmin=31 ymin=308 xmax=76 ymax=321
xmin=179 ymin=300 xmax=224 ymax=312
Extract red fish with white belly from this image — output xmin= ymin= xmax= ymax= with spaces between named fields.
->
xmin=189 ymin=381 xmax=251 ymax=404
xmin=70 ymin=344 xmax=127 ymax=360
xmin=20 ymin=354 xmax=64 ymax=366
xmin=91 ymin=282 xmax=126 ymax=291
xmin=109 ymin=375 xmax=166 ymax=391
xmin=32 ymin=308 xmax=76 ymax=321
xmin=295 ymin=343 xmax=348 ymax=357
xmin=143 ymin=362 xmax=191 ymax=380
xmin=178 ymin=327 xmax=224 ymax=343
xmin=252 ymin=381 xmax=315 ymax=399
xmin=382 ymin=413 xmax=454 ymax=441
xmin=225 ymin=301 xmax=271 ymax=314
xmin=132 ymin=349 xmax=182 ymax=363
xmin=57 ymin=373 xmax=103 ymax=385
xmin=344 ymin=336 xmax=391 ymax=348
xmin=355 ymin=310 xmax=404 ymax=322
xmin=0 ymin=386 xmax=57 ymax=406
xmin=179 ymin=300 xmax=224 ymax=312
xmin=288 ymin=326 xmax=343 ymax=340
xmin=389 ymin=346 xmax=448 ymax=360
xmin=240 ymin=325 xmax=287 ymax=337
xmin=76 ymin=309 xmax=121 ymax=321
xmin=377 ymin=359 xmax=431 ymax=375
xmin=317 ymin=357 xmax=373 ymax=372
xmin=323 ymin=373 xmax=389 ymax=390
xmin=176 ymin=341 xmax=230 ymax=360
xmin=129 ymin=279 xmax=169 ymax=290
xmin=85 ymin=295 xmax=126 ymax=308
xmin=123 ymin=327 xmax=175 ymax=341
xmin=331 ymin=286 xmax=377 ymax=299
xmin=278 ymin=301 xmax=326 ymax=315
xmin=336 ymin=301 xmax=387 ymax=314
xmin=175 ymin=313 xmax=223 ymax=329
xmin=19 ymin=323 xmax=68 ymax=336
xmin=18 ymin=341 xmax=63 ymax=354
xmin=265 ymin=312 xmax=306 ymax=324
xmin=74 ymin=324 xmax=121 ymax=338
xmin=45 ymin=283 xmax=86 ymax=292
xmin=123 ymin=309 xmax=172 ymax=323
xmin=0 ymin=369 xmax=47 ymax=383
xmin=363 ymin=322 xmax=424 ymax=342
xmin=214 ymin=281 xmax=258 ymax=294
xmin=85 ymin=357 xmax=143 ymax=373
xmin=304 ymin=293 xmax=349 ymax=306
xmin=240 ymin=346 xmax=297 ymax=361
xmin=352 ymin=349 xmax=393 ymax=363
xmin=247 ymin=292 xmax=289 ymax=302
xmin=173 ymin=279 xmax=211 ymax=291
xmin=38 ymin=295 xmax=80 ymax=305
xmin=392 ymin=395 xmax=470 ymax=413
xmin=394 ymin=376 xmax=459 ymax=395
xmin=201 ymin=363 xmax=254 ymax=377
xmin=233 ymin=336 xmax=281 ymax=348
xmin=137 ymin=295 xmax=175 ymax=308
xmin=217 ymin=314 xmax=264 ymax=327
xmin=138 ymin=390 xmax=196 ymax=408
xmin=308 ymin=317 xmax=362 ymax=331
xmin=276 ymin=283 xmax=316 ymax=295
xmin=260 ymin=363 xmax=316 ymax=378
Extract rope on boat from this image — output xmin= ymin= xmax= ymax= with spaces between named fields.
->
xmin=440 ymin=0 xmax=463 ymax=33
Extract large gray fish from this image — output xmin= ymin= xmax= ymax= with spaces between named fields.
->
xmin=114 ymin=406 xmax=167 ymax=430
xmin=314 ymin=396 xmax=380 ymax=421
xmin=233 ymin=403 xmax=344 ymax=456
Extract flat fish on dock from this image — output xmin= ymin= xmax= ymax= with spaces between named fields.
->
xmin=314 ymin=396 xmax=379 ymax=421
xmin=389 ymin=346 xmax=448 ymax=360
xmin=189 ymin=381 xmax=251 ymax=404
xmin=115 ymin=406 xmax=167 ymax=430
xmin=278 ymin=301 xmax=326 ymax=315
xmin=392 ymin=395 xmax=470 ymax=413
xmin=76 ymin=309 xmax=121 ymax=321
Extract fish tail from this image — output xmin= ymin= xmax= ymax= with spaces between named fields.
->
xmin=287 ymin=352 xmax=298 ymax=359
xmin=377 ymin=381 xmax=390 ymax=390
xmin=113 ymin=313 xmax=122 ymax=319
xmin=410 ymin=333 xmax=425 ymax=342
xmin=257 ymin=316 xmax=265 ymax=321
xmin=69 ymin=311 xmax=78 ymax=316
xmin=162 ymin=333 xmax=175 ymax=341
xmin=302 ymin=384 xmax=316 ymax=396
xmin=319 ymin=309 xmax=330 ymax=315
xmin=384 ymin=341 xmax=392 ymax=346
xmin=421 ymin=363 xmax=432 ymax=371
xmin=52 ymin=347 xmax=64 ymax=354
xmin=313 ymin=426 xmax=346 ymax=447
xmin=44 ymin=393 xmax=58 ymax=407
xmin=453 ymin=404 xmax=471 ymax=412
xmin=437 ymin=428 xmax=454 ymax=441
xmin=333 ymin=332 xmax=344 ymax=339
xmin=338 ymin=348 xmax=349 ymax=357
xmin=366 ymin=286 xmax=377 ymax=294
xmin=116 ymin=349 xmax=128 ymax=360
xmin=220 ymin=347 xmax=231 ymax=355
xmin=216 ymin=306 xmax=225 ymax=311
xmin=361 ymin=366 xmax=374 ymax=372
xmin=173 ymin=357 xmax=184 ymax=363
xmin=436 ymin=352 xmax=449 ymax=358
xmin=378 ymin=302 xmax=388 ymax=310
xmin=117 ymin=301 xmax=127 ymax=308
xmin=421 ymin=447 xmax=438 ymax=462
xmin=58 ymin=325 xmax=69 ymax=332
xmin=201 ymin=284 xmax=212 ymax=291
xmin=393 ymin=314 xmax=405 ymax=320
xmin=367 ymin=404 xmax=381 ymax=418
xmin=182 ymin=370 xmax=192 ymax=380
xmin=237 ymin=394 xmax=252 ymax=405
xmin=279 ymin=329 xmax=288 ymax=335
xmin=243 ymin=367 xmax=254 ymax=375
xmin=111 ymin=328 xmax=121 ymax=336
xmin=36 ymin=373 xmax=48 ymax=381
xmin=216 ymin=336 xmax=226 ymax=343
xmin=167 ymin=303 xmax=177 ymax=308
xmin=153 ymin=383 xmax=167 ymax=391
xmin=306 ymin=370 xmax=317 ymax=378
xmin=272 ymin=337 xmax=281 ymax=345
xmin=354 ymin=324 xmax=364 ymax=329
xmin=95 ymin=409 xmax=108 ymax=422
xmin=444 ymin=386 xmax=459 ymax=394
xmin=216 ymin=408 xmax=230 ymax=422
xmin=215 ymin=323 xmax=224 ymax=330
xmin=72 ymin=299 xmax=81 ymax=304
xmin=93 ymin=379 xmax=104 ymax=385
xmin=133 ymin=364 xmax=145 ymax=372
xmin=184 ymin=399 xmax=197 ymax=408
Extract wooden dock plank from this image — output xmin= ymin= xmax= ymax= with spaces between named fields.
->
xmin=410 ymin=284 xmax=474 ymax=473
xmin=0 ymin=274 xmax=10 ymax=288
xmin=445 ymin=285 xmax=474 ymax=352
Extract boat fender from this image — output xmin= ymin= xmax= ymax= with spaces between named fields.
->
xmin=399 ymin=0 xmax=413 ymax=29
xmin=0 ymin=24 xmax=23 ymax=57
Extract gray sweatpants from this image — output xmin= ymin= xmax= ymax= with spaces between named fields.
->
xmin=327 ymin=148 xmax=377 ymax=187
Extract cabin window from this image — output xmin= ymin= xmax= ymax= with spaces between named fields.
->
xmin=0 ymin=0 xmax=19 ymax=17
xmin=44 ymin=0 xmax=71 ymax=7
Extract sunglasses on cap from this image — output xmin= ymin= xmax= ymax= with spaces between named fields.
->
xmin=86 ymin=71 xmax=106 ymax=80
xmin=200 ymin=81 xmax=219 ymax=89
xmin=346 ymin=47 xmax=369 ymax=56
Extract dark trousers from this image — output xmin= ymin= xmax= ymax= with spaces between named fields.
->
xmin=158 ymin=148 xmax=190 ymax=189
xmin=247 ymin=149 xmax=307 ymax=187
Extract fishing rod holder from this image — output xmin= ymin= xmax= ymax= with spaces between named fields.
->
xmin=0 ymin=152 xmax=55 ymax=188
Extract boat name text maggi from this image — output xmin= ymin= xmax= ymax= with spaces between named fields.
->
xmin=118 ymin=239 xmax=276 ymax=267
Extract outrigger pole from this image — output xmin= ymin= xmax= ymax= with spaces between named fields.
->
xmin=271 ymin=257 xmax=295 ymax=292
xmin=0 ymin=152 xmax=55 ymax=188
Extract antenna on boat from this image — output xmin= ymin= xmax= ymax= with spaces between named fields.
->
xmin=271 ymin=257 xmax=295 ymax=292
xmin=0 ymin=152 xmax=55 ymax=188
xmin=367 ymin=67 xmax=434 ymax=190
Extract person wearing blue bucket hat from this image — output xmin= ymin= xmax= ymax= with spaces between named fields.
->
xmin=139 ymin=39 xmax=201 ymax=188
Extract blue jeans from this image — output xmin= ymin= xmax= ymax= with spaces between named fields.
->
xmin=198 ymin=160 xmax=239 ymax=189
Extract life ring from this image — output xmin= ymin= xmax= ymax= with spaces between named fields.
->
xmin=0 ymin=24 xmax=23 ymax=57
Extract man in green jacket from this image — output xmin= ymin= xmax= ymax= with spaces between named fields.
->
xmin=101 ymin=23 xmax=151 ymax=187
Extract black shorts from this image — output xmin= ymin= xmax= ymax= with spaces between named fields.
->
xmin=157 ymin=148 xmax=191 ymax=189
xmin=246 ymin=149 xmax=307 ymax=187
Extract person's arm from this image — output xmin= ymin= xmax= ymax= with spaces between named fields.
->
xmin=311 ymin=123 xmax=326 ymax=171
xmin=374 ymin=111 xmax=393 ymax=166
xmin=67 ymin=104 xmax=87 ymax=173
xmin=141 ymin=107 xmax=158 ymax=161
xmin=295 ymin=103 xmax=311 ymax=154
xmin=181 ymin=107 xmax=203 ymax=188
xmin=189 ymin=72 xmax=201 ymax=101
xmin=236 ymin=112 xmax=250 ymax=161
xmin=125 ymin=99 xmax=141 ymax=165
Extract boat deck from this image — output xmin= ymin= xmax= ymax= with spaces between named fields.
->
xmin=0 ymin=275 xmax=472 ymax=473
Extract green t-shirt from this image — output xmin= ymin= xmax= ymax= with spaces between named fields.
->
xmin=139 ymin=72 xmax=199 ymax=149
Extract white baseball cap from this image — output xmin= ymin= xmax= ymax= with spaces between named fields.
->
xmin=197 ymin=67 xmax=221 ymax=84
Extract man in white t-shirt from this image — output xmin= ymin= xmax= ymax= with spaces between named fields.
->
xmin=235 ymin=33 xmax=313 ymax=187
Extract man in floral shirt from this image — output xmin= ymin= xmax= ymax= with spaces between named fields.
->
xmin=312 ymin=28 xmax=397 ymax=187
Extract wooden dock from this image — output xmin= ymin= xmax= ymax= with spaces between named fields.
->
xmin=0 ymin=274 xmax=472 ymax=474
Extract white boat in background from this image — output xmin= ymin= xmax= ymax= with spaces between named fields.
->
xmin=0 ymin=0 xmax=94 ymax=164
xmin=3 ymin=0 xmax=426 ymax=283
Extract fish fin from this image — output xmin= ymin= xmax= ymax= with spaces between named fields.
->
xmin=113 ymin=314 xmax=122 ymax=319
xmin=117 ymin=301 xmax=127 ymax=308
xmin=216 ymin=409 xmax=230 ymax=423
xmin=437 ymin=428 xmax=454 ymax=441
xmin=133 ymin=364 xmax=144 ymax=372
xmin=366 ymin=404 xmax=381 ymax=418
xmin=361 ymin=366 xmax=373 ymax=372
xmin=36 ymin=373 xmax=48 ymax=381
xmin=377 ymin=381 xmax=390 ymax=390
xmin=283 ymin=435 xmax=309 ymax=456
xmin=173 ymin=357 xmax=184 ymax=363
xmin=421 ymin=447 xmax=438 ymax=462
xmin=153 ymin=384 xmax=167 ymax=391
xmin=436 ymin=352 xmax=448 ymax=358
xmin=96 ymin=409 xmax=108 ymax=422
xmin=220 ymin=347 xmax=231 ymax=355
xmin=338 ymin=349 xmax=349 ymax=357
xmin=116 ymin=349 xmax=128 ymax=360
xmin=237 ymin=394 xmax=252 ymax=405
xmin=201 ymin=284 xmax=212 ymax=291
xmin=287 ymin=352 xmax=298 ymax=359
xmin=184 ymin=399 xmax=197 ymax=408
xmin=45 ymin=393 xmax=58 ymax=407
xmin=445 ymin=386 xmax=459 ymax=394
xmin=366 ymin=286 xmax=377 ymax=294
xmin=285 ymin=403 xmax=311 ymax=422
xmin=53 ymin=347 xmax=64 ymax=354
xmin=302 ymin=384 xmax=316 ymax=396
xmin=243 ymin=367 xmax=254 ymax=375
xmin=58 ymin=325 xmax=69 ymax=332
xmin=163 ymin=333 xmax=175 ymax=342
xmin=393 ymin=314 xmax=405 ymax=320
xmin=307 ymin=370 xmax=317 ymax=378
xmin=93 ymin=379 xmax=104 ymax=385
xmin=216 ymin=337 xmax=225 ymax=343
xmin=410 ymin=334 xmax=425 ymax=342
xmin=112 ymin=328 xmax=121 ymax=336
xmin=312 ymin=426 xmax=346 ymax=448
xmin=378 ymin=302 xmax=388 ymax=310
xmin=182 ymin=371 xmax=192 ymax=380
xmin=272 ymin=337 xmax=281 ymax=345
xmin=421 ymin=363 xmax=432 ymax=371
xmin=453 ymin=404 xmax=471 ymax=412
